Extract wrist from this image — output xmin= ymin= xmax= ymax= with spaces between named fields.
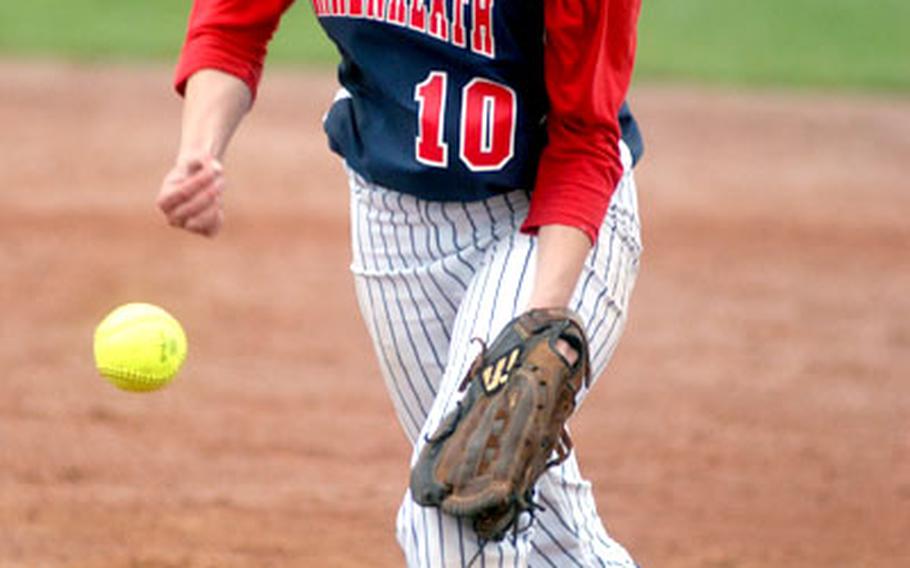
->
xmin=526 ymin=293 xmax=572 ymax=310
xmin=176 ymin=148 xmax=213 ymax=164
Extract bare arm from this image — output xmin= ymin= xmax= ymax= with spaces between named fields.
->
xmin=526 ymin=225 xmax=590 ymax=310
xmin=156 ymin=69 xmax=252 ymax=237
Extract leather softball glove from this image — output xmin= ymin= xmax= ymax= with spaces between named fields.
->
xmin=410 ymin=308 xmax=590 ymax=541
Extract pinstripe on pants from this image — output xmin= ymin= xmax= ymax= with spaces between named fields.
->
xmin=349 ymin=142 xmax=642 ymax=567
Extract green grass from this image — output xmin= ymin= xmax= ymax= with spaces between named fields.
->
xmin=636 ymin=0 xmax=910 ymax=90
xmin=1 ymin=0 xmax=908 ymax=91
xmin=0 ymin=1 xmax=187 ymax=61
xmin=0 ymin=0 xmax=335 ymax=63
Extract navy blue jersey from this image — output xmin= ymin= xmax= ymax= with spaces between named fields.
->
xmin=314 ymin=2 xmax=643 ymax=202
xmin=176 ymin=0 xmax=643 ymax=220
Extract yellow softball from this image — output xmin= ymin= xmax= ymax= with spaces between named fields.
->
xmin=93 ymin=303 xmax=188 ymax=392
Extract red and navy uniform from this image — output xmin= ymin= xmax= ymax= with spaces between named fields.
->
xmin=176 ymin=0 xmax=643 ymax=242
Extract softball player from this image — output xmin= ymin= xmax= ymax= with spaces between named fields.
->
xmin=156 ymin=0 xmax=644 ymax=565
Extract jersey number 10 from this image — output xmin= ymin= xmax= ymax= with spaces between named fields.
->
xmin=415 ymin=71 xmax=517 ymax=172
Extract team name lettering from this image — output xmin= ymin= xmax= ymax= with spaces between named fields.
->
xmin=366 ymin=0 xmax=385 ymax=20
xmin=313 ymin=0 xmax=496 ymax=58
xmin=387 ymin=0 xmax=408 ymax=26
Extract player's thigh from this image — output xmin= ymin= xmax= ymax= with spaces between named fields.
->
xmin=349 ymin=170 xmax=489 ymax=439
xmin=416 ymin=222 xmax=539 ymax=443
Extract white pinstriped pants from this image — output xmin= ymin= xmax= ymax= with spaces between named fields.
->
xmin=349 ymin=143 xmax=642 ymax=567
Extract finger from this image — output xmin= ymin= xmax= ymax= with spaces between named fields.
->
xmin=156 ymin=164 xmax=219 ymax=213
xmin=167 ymin=181 xmax=222 ymax=226
xmin=203 ymin=208 xmax=225 ymax=237
xmin=554 ymin=338 xmax=579 ymax=366
xmin=156 ymin=169 xmax=215 ymax=213
xmin=157 ymin=158 xmax=205 ymax=199
xmin=185 ymin=205 xmax=223 ymax=237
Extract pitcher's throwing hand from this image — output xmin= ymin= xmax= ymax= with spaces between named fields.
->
xmin=156 ymin=153 xmax=224 ymax=237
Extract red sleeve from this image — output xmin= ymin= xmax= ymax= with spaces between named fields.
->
xmin=521 ymin=0 xmax=641 ymax=244
xmin=174 ymin=0 xmax=295 ymax=100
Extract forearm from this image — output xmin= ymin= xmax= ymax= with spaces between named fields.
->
xmin=526 ymin=224 xmax=591 ymax=310
xmin=157 ymin=69 xmax=249 ymax=237
xmin=178 ymin=69 xmax=252 ymax=161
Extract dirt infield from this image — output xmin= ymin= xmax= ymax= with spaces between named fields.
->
xmin=1 ymin=61 xmax=908 ymax=567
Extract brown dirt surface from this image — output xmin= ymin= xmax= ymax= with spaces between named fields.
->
xmin=1 ymin=61 xmax=908 ymax=567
